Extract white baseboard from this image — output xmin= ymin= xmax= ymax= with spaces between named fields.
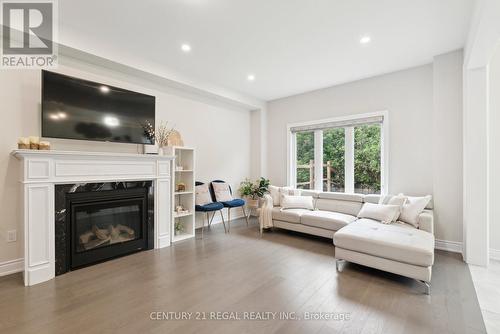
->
xmin=435 ymin=239 xmax=463 ymax=253
xmin=0 ymin=258 xmax=23 ymax=277
xmin=490 ymin=249 xmax=500 ymax=261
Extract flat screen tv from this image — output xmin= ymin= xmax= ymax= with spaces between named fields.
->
xmin=42 ymin=70 xmax=155 ymax=145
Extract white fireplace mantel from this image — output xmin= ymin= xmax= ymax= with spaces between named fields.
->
xmin=12 ymin=149 xmax=174 ymax=286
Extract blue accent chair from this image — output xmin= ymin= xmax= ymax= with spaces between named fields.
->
xmin=195 ymin=181 xmax=226 ymax=237
xmin=210 ymin=180 xmax=249 ymax=233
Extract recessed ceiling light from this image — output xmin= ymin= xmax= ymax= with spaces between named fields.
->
xmin=100 ymin=85 xmax=110 ymax=93
xmin=181 ymin=44 xmax=191 ymax=52
xmin=360 ymin=35 xmax=371 ymax=44
xmin=247 ymin=74 xmax=255 ymax=81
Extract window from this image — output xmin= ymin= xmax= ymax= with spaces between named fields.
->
xmin=323 ymin=128 xmax=345 ymax=192
xmin=295 ymin=131 xmax=314 ymax=189
xmin=288 ymin=112 xmax=387 ymax=194
xmin=354 ymin=124 xmax=381 ymax=194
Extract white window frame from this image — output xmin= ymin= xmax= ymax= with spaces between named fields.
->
xmin=287 ymin=111 xmax=389 ymax=194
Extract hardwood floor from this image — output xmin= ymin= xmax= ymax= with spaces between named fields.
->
xmin=0 ymin=218 xmax=486 ymax=334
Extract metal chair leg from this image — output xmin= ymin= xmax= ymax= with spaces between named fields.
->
xmin=208 ymin=211 xmax=216 ymax=227
xmin=227 ymin=208 xmax=231 ymax=233
xmin=219 ymin=210 xmax=227 ymax=233
xmin=242 ymin=206 xmax=249 ymax=226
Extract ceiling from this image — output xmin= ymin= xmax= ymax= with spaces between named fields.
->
xmin=58 ymin=0 xmax=474 ymax=101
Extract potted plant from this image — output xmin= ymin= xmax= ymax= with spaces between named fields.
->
xmin=174 ymin=220 xmax=184 ymax=236
xmin=239 ymin=177 xmax=270 ymax=208
xmin=155 ymin=121 xmax=175 ymax=155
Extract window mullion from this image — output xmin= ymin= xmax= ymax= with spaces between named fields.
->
xmin=345 ymin=127 xmax=354 ymax=193
xmin=313 ymin=130 xmax=323 ymax=191
xmin=289 ymin=132 xmax=297 ymax=187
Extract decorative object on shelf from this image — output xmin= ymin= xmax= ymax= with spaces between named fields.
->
xmin=175 ymin=205 xmax=189 ymax=214
xmin=39 ymin=141 xmax=51 ymax=150
xmin=176 ymin=182 xmax=186 ymax=192
xmin=29 ymin=136 xmax=40 ymax=149
xmin=17 ymin=137 xmax=30 ymax=149
xmin=167 ymin=130 xmax=184 ymax=147
xmin=155 ymin=121 xmax=176 ymax=155
xmin=18 ymin=137 xmax=50 ymax=150
xmin=174 ymin=220 xmax=184 ymax=236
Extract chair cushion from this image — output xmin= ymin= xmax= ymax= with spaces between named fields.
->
xmin=222 ymin=198 xmax=245 ymax=208
xmin=196 ymin=202 xmax=224 ymax=212
xmin=272 ymin=207 xmax=310 ymax=224
xmin=195 ymin=184 xmax=212 ymax=206
xmin=211 ymin=182 xmax=233 ymax=202
xmin=301 ymin=211 xmax=356 ymax=231
xmin=334 ymin=218 xmax=435 ymax=267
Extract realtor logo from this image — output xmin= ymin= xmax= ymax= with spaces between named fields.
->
xmin=1 ymin=0 xmax=58 ymax=68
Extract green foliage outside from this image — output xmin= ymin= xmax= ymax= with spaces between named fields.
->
xmin=354 ymin=125 xmax=381 ymax=193
xmin=323 ymin=128 xmax=345 ymax=191
xmin=296 ymin=132 xmax=314 ymax=189
xmin=295 ymin=124 xmax=381 ymax=193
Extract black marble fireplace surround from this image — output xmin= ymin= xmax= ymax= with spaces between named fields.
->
xmin=55 ymin=182 xmax=154 ymax=276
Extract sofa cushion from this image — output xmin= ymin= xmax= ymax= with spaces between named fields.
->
xmin=272 ymin=207 xmax=309 ymax=224
xmin=281 ymin=195 xmax=314 ymax=210
xmin=315 ymin=198 xmax=363 ymax=216
xmin=333 ymin=218 xmax=434 ymax=267
xmin=357 ymin=203 xmax=400 ymax=224
xmin=301 ymin=211 xmax=356 ymax=231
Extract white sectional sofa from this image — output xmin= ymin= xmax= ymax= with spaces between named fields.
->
xmin=264 ymin=189 xmax=435 ymax=294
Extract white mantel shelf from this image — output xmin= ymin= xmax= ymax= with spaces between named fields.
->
xmin=12 ymin=149 xmax=174 ymax=160
xmin=12 ymin=149 xmax=174 ymax=286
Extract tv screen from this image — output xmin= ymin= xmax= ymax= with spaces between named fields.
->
xmin=42 ymin=71 xmax=155 ymax=145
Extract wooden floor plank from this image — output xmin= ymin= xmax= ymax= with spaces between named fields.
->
xmin=0 ymin=218 xmax=486 ymax=334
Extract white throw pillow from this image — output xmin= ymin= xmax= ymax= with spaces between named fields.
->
xmin=279 ymin=187 xmax=301 ymax=206
xmin=268 ymin=185 xmax=281 ymax=206
xmin=357 ymin=203 xmax=401 ymax=224
xmin=281 ymin=195 xmax=314 ymax=210
xmin=378 ymin=194 xmax=407 ymax=222
xmin=211 ymin=182 xmax=233 ymax=202
xmin=195 ymin=184 xmax=212 ymax=206
xmin=399 ymin=195 xmax=432 ymax=227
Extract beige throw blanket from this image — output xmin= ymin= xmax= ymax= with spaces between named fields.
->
xmin=259 ymin=194 xmax=274 ymax=234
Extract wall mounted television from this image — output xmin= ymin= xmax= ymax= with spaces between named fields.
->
xmin=41 ymin=70 xmax=155 ymax=145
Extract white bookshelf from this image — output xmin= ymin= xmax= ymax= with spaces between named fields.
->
xmin=166 ymin=146 xmax=195 ymax=243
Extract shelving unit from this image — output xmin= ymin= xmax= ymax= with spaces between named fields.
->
xmin=165 ymin=146 xmax=195 ymax=243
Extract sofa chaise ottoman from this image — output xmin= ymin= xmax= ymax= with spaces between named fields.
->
xmin=261 ymin=187 xmax=435 ymax=294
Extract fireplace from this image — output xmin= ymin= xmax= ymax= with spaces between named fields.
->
xmin=55 ymin=182 xmax=154 ymax=275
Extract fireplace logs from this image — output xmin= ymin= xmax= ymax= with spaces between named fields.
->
xmin=80 ymin=224 xmax=136 ymax=250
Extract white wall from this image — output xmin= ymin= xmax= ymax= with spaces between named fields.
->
xmin=433 ymin=50 xmax=464 ymax=244
xmin=0 ymin=54 xmax=253 ymax=264
xmin=267 ymin=51 xmax=464 ymax=244
xmin=267 ymin=64 xmax=434 ymax=193
xmin=489 ymin=45 xmax=500 ymax=253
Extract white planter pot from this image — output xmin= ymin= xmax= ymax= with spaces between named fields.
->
xmin=144 ymin=143 xmax=159 ymax=154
